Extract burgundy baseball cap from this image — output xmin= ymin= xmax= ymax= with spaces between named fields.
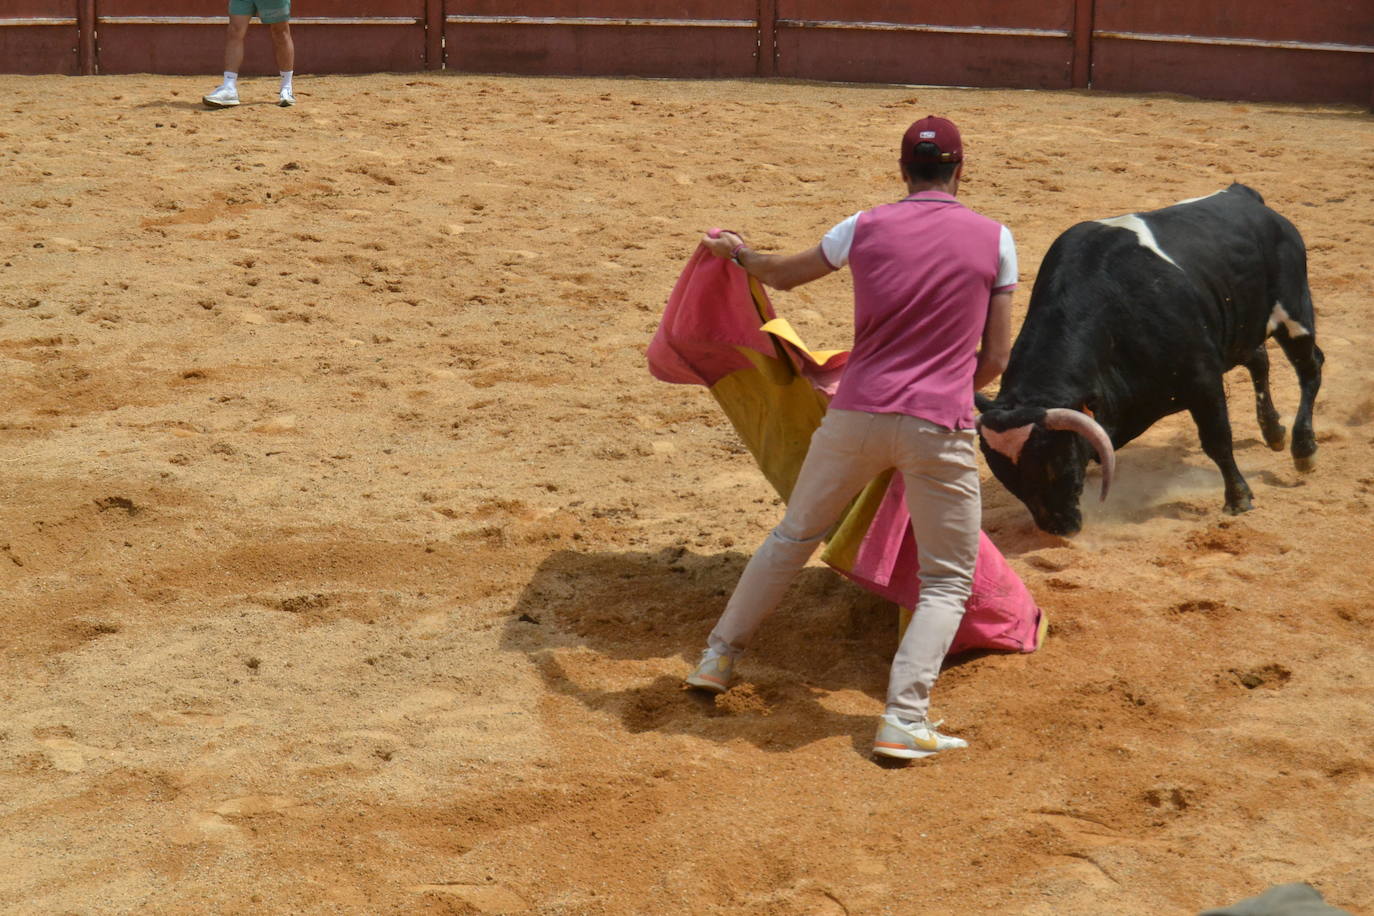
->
xmin=901 ymin=116 xmax=963 ymax=166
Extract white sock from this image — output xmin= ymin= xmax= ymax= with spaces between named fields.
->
xmin=279 ymin=71 xmax=293 ymax=93
xmin=223 ymin=71 xmax=237 ymax=90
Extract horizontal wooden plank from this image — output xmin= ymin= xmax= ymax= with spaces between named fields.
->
xmin=778 ymin=0 xmax=1074 ymax=32
xmin=446 ymin=22 xmax=758 ymax=77
xmin=445 ymin=15 xmax=753 ymax=27
xmin=97 ymin=16 xmax=423 ymax=26
xmin=99 ymin=0 xmax=425 ymax=16
xmin=451 ymin=1 xmax=753 ymax=17
xmin=95 ymin=22 xmax=427 ymax=74
xmin=1092 ymin=38 xmax=1373 ymax=104
xmin=0 ymin=27 xmax=77 ymax=73
xmin=1094 ymin=30 xmax=1374 ymax=55
xmin=777 ymin=19 xmax=1069 ymax=40
xmin=776 ymin=28 xmax=1073 ymax=88
xmin=1093 ymin=0 xmax=1374 ymax=48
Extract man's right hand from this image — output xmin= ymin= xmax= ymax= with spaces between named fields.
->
xmin=702 ymin=229 xmax=745 ymax=261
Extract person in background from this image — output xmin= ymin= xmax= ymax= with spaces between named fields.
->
xmin=203 ymin=0 xmax=295 ymax=109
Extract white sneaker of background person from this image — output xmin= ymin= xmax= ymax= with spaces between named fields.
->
xmin=203 ymin=71 xmax=240 ymax=108
xmin=278 ymin=70 xmax=295 ymax=107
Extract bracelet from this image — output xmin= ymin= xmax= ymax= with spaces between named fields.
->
xmin=730 ymin=243 xmax=749 ymax=267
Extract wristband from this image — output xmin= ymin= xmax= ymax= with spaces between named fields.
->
xmin=730 ymin=244 xmax=748 ymax=267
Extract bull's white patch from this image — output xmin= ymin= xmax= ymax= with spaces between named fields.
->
xmin=1266 ymin=301 xmax=1311 ymax=338
xmin=979 ymin=423 xmax=1033 ymax=463
xmin=1096 ymin=214 xmax=1183 ymax=270
xmin=1174 ymin=190 xmax=1224 ymax=206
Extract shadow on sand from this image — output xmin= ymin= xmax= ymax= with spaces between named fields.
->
xmin=503 ymin=546 xmax=992 ymax=759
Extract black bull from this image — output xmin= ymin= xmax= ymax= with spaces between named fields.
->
xmin=976 ymin=183 xmax=1323 ymax=536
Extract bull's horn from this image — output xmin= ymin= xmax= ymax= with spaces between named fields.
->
xmin=1044 ymin=408 xmax=1116 ymax=501
xmin=978 ymin=421 xmax=1034 ymax=464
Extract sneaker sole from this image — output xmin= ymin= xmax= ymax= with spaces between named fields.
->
xmin=203 ymin=98 xmax=240 ymax=109
xmin=278 ymin=100 xmax=295 ymax=108
xmin=683 ymin=675 xmax=729 ymax=694
xmin=873 ymin=744 xmax=937 ymax=760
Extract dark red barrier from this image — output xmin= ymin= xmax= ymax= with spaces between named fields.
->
xmin=770 ymin=0 xmax=1077 ymax=89
xmin=443 ymin=0 xmax=760 ymax=77
xmin=0 ymin=0 xmax=79 ymax=74
xmin=92 ymin=0 xmax=431 ymax=75
xmin=1 ymin=0 xmax=1370 ymax=107
xmin=1091 ymin=0 xmax=1374 ymax=104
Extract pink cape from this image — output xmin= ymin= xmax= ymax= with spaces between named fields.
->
xmin=649 ymin=246 xmax=1043 ymax=655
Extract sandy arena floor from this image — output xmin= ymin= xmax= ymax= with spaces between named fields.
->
xmin=0 ymin=72 xmax=1371 ymax=915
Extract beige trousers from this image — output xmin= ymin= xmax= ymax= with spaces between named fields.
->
xmin=708 ymin=409 xmax=981 ymax=722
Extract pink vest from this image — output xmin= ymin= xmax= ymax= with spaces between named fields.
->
xmin=828 ymin=194 xmax=1004 ymax=430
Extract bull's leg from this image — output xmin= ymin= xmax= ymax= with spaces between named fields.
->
xmin=1187 ymin=380 xmax=1253 ymax=514
xmin=1243 ymin=343 xmax=1287 ymax=450
xmin=1273 ymin=326 xmax=1324 ymax=472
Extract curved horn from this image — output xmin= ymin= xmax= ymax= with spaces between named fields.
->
xmin=1044 ymin=408 xmax=1116 ymax=501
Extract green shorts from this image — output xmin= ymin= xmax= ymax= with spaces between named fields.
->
xmin=228 ymin=0 xmax=290 ymax=23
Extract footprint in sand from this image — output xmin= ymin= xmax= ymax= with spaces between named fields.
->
xmin=212 ymin=794 xmax=303 ymax=817
xmin=38 ymin=737 xmax=121 ymax=773
xmin=167 ymin=812 xmax=243 ymax=846
xmin=412 ymin=883 xmax=528 ymax=914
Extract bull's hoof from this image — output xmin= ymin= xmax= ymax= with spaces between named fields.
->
xmin=1294 ymin=454 xmax=1317 ymax=473
xmin=1265 ymin=433 xmax=1287 ymax=451
xmin=1223 ymin=498 xmax=1254 ymax=516
xmin=1262 ymin=423 xmax=1287 ymax=451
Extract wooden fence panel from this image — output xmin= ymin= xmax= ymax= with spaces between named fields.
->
xmin=1091 ymin=0 xmax=1374 ymax=104
xmin=442 ymin=0 xmax=761 ymax=77
xmin=94 ymin=0 xmax=431 ymax=75
xmin=772 ymin=0 xmax=1078 ymax=89
xmin=0 ymin=0 xmax=80 ymax=74
xmin=1 ymin=0 xmax=1370 ymax=107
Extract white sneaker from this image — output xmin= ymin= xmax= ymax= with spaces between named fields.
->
xmin=278 ymin=87 xmax=296 ymax=108
xmin=873 ymin=714 xmax=969 ymax=760
xmin=202 ymin=85 xmax=240 ymax=108
xmin=684 ymin=649 xmax=734 ymax=694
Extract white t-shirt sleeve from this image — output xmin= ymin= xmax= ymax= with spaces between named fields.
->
xmin=820 ymin=212 xmax=863 ymax=269
xmin=994 ymin=224 xmax=1018 ymax=292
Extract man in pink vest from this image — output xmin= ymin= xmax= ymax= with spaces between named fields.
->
xmin=687 ymin=116 xmax=1016 ymax=761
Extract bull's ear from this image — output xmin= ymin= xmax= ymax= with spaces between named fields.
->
xmin=974 ymin=392 xmax=995 ymax=413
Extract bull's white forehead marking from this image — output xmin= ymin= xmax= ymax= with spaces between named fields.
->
xmin=979 ymin=423 xmax=1033 ymax=464
xmin=1096 ymin=214 xmax=1183 ymax=270
xmin=1266 ymin=301 xmax=1311 ymax=338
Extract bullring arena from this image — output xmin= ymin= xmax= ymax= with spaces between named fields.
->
xmin=1 ymin=52 xmax=1372 ymax=916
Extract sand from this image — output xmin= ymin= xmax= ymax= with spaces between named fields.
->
xmin=0 ymin=72 xmax=1371 ymax=915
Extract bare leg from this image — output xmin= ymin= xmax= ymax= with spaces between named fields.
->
xmin=223 ymin=15 xmax=251 ymax=74
xmin=270 ymin=21 xmax=295 ymax=72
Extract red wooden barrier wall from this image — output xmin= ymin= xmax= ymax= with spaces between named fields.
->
xmin=91 ymin=0 xmax=433 ymax=74
xmin=770 ymin=0 xmax=1079 ymax=90
xmin=1089 ymin=0 xmax=1374 ymax=104
xmin=443 ymin=1 xmax=761 ymax=78
xmin=0 ymin=0 xmax=81 ymax=75
xmin=0 ymin=0 xmax=1370 ymax=106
